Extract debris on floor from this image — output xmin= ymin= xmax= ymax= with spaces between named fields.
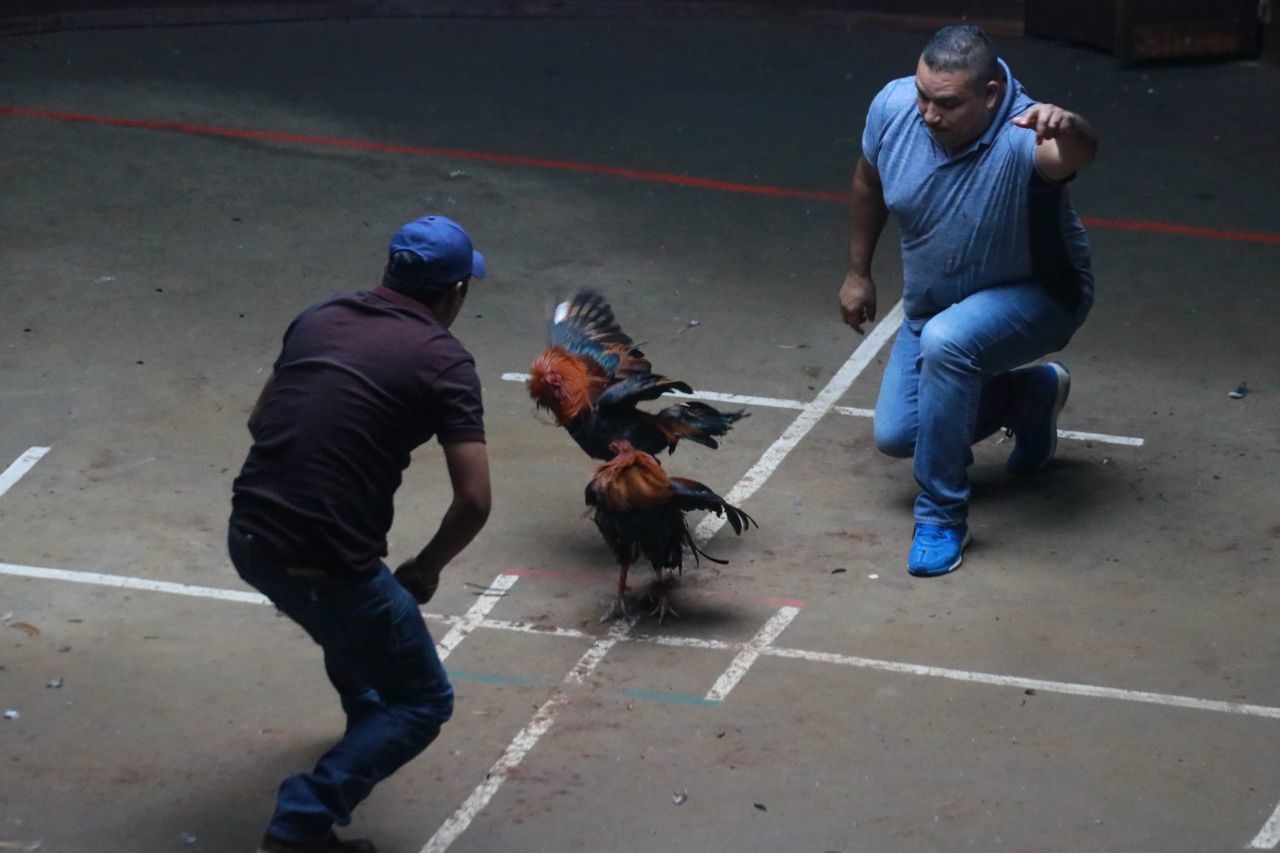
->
xmin=4 ymin=709 xmax=19 ymax=720
xmin=672 ymin=788 xmax=687 ymax=805
xmin=1228 ymin=382 xmax=1248 ymax=399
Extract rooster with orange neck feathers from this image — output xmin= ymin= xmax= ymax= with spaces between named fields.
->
xmin=586 ymin=439 xmax=756 ymax=621
xmin=527 ymin=291 xmax=745 ymax=461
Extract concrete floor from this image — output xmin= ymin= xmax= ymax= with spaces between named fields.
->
xmin=1 ymin=14 xmax=1278 ymax=853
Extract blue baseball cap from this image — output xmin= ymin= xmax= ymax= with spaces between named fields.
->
xmin=387 ymin=215 xmax=486 ymax=286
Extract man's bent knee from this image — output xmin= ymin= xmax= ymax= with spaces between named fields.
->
xmin=874 ymin=423 xmax=916 ymax=458
xmin=397 ymin=686 xmax=453 ymax=747
xmin=918 ymin=318 xmax=976 ymax=369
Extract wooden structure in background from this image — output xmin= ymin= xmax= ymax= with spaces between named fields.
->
xmin=1265 ymin=0 xmax=1279 ymax=65
xmin=1026 ymin=0 xmax=1263 ymax=61
xmin=1 ymin=1 xmax=1025 ymax=38
xmin=0 ymin=0 xmax=1271 ymax=63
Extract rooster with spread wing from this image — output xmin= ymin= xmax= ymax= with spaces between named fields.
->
xmin=586 ymin=439 xmax=756 ymax=621
xmin=528 ymin=291 xmax=745 ymax=460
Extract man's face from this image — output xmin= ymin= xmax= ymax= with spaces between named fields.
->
xmin=914 ymin=58 xmax=1000 ymax=152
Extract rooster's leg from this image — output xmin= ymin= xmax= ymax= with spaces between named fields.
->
xmin=600 ymin=563 xmax=632 ymax=623
xmin=648 ymin=579 xmax=681 ymax=624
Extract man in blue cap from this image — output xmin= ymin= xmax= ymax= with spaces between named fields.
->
xmin=229 ymin=215 xmax=491 ymax=852
xmin=838 ymin=25 xmax=1097 ymax=577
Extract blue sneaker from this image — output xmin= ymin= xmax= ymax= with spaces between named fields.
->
xmin=1006 ymin=362 xmax=1070 ymax=476
xmin=907 ymin=523 xmax=971 ymax=577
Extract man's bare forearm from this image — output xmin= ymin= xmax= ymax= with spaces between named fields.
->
xmin=848 ymin=156 xmax=889 ymax=275
xmin=410 ymin=498 xmax=489 ymax=576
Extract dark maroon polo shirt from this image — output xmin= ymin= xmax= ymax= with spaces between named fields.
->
xmin=231 ymin=285 xmax=485 ymax=575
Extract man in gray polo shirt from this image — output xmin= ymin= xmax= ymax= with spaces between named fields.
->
xmin=838 ymin=24 xmax=1097 ymax=577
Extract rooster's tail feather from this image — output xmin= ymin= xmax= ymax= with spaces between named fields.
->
xmin=658 ymin=402 xmax=749 ymax=451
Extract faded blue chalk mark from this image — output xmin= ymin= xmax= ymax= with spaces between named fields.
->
xmin=621 ymin=688 xmax=720 ymax=707
xmin=448 ymin=670 xmax=543 ymax=688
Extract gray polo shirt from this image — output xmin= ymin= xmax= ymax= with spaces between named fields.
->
xmin=862 ymin=59 xmax=1093 ymax=322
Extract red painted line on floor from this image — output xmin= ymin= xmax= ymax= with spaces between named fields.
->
xmin=5 ymin=104 xmax=1279 ymax=246
xmin=1079 ymin=216 xmax=1280 ymax=246
xmin=0 ymin=104 xmax=836 ymax=202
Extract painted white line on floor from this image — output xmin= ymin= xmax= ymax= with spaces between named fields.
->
xmin=827 ymin=412 xmax=1146 ymax=449
xmin=636 ymin=632 xmax=737 ymax=651
xmin=763 ymin=646 xmax=1280 ymax=720
xmin=501 ymin=372 xmax=1146 ymax=447
xmin=833 ymin=405 xmax=877 ymax=419
xmin=10 ymin=560 xmax=1280 ymax=721
xmin=1058 ymin=428 xmax=1145 ymax=447
xmin=662 ymin=388 xmax=805 ymax=410
xmin=694 ymin=300 xmax=907 ymax=545
xmin=0 ymin=561 xmax=269 ymax=604
xmin=469 ymin=615 xmax=735 ymax=649
xmin=435 ymin=573 xmax=519 ymax=661
xmin=704 ymin=605 xmax=802 ymax=701
xmin=501 ymin=373 xmax=806 ymax=412
xmin=478 ymin=618 xmax=595 ymax=641
xmin=0 ymin=447 xmax=50 ymax=499
xmin=421 ymin=618 xmax=633 ymax=853
xmin=1249 ymin=801 xmax=1280 ymax=849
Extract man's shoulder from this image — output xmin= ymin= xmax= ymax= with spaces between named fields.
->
xmin=863 ymin=76 xmax=925 ymax=165
xmin=423 ymin=326 xmax=475 ymax=365
xmin=872 ymin=76 xmax=918 ymax=112
xmin=865 ymin=76 xmax=921 ymax=145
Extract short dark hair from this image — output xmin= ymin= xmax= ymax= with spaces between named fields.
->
xmin=383 ymin=250 xmax=465 ymax=303
xmin=921 ymin=25 xmax=1000 ymax=92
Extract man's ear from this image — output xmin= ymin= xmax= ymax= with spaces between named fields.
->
xmin=985 ymin=79 xmax=1000 ymax=109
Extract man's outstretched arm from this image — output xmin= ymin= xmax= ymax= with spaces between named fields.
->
xmin=1013 ymin=104 xmax=1099 ymax=182
xmin=395 ymin=440 xmax=491 ymax=603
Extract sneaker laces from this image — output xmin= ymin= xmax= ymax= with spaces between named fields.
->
xmin=915 ymin=524 xmax=953 ymax=547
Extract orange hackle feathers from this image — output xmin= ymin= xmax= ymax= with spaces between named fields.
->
xmin=589 ymin=440 xmax=671 ymax=511
xmin=585 ymin=436 xmax=757 ymax=622
xmin=528 ymin=291 xmax=746 ymax=460
xmin=528 ymin=346 xmax=608 ymax=426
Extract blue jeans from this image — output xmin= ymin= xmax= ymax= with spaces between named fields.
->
xmin=873 ymin=282 xmax=1085 ymax=527
xmin=228 ymin=523 xmax=453 ymax=843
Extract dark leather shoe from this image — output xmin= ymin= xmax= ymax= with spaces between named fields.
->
xmin=257 ymin=831 xmax=377 ymax=853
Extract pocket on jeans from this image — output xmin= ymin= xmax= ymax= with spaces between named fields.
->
xmin=317 ymin=584 xmax=397 ymax=658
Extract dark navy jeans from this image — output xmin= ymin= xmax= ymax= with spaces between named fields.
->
xmin=228 ymin=523 xmax=453 ymax=843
